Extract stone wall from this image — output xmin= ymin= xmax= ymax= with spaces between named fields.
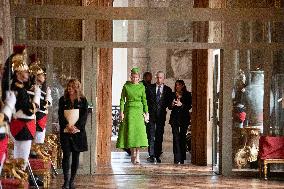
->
xmin=0 ymin=0 xmax=12 ymax=68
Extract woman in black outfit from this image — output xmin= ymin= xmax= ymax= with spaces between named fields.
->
xmin=58 ymin=79 xmax=88 ymax=189
xmin=169 ymin=80 xmax=192 ymax=164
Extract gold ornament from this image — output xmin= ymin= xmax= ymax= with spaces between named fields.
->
xmin=12 ymin=54 xmax=29 ymax=72
xmin=29 ymin=60 xmax=45 ymax=76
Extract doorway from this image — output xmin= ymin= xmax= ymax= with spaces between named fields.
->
xmin=211 ymin=49 xmax=221 ymax=174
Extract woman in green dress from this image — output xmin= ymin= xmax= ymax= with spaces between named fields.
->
xmin=116 ymin=67 xmax=149 ymax=164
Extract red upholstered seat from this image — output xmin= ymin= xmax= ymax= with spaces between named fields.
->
xmin=0 ymin=178 xmax=29 ymax=189
xmin=259 ymin=136 xmax=284 ymax=160
xmin=29 ymin=158 xmax=51 ymax=170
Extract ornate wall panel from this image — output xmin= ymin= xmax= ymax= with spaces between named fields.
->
xmin=0 ymin=0 xmax=12 ymax=68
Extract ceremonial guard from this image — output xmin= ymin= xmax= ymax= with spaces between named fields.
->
xmin=1 ymin=45 xmax=26 ymax=101
xmin=29 ymin=60 xmax=52 ymax=144
xmin=0 ymin=91 xmax=16 ymax=173
xmin=0 ymin=38 xmax=17 ymax=174
xmin=9 ymin=53 xmax=41 ymax=168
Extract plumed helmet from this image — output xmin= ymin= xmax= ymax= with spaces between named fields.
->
xmin=12 ymin=54 xmax=29 ymax=72
xmin=29 ymin=60 xmax=45 ymax=76
xmin=13 ymin=45 xmax=26 ymax=54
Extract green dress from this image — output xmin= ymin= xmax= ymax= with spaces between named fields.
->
xmin=116 ymin=81 xmax=149 ymax=149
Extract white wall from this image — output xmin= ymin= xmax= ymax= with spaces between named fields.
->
xmin=113 ymin=0 xmax=128 ymax=7
xmin=112 ymin=48 xmax=128 ymax=106
xmin=112 ymin=0 xmax=129 ymax=106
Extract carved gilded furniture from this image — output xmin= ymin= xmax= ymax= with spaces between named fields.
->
xmin=1 ymin=158 xmax=29 ymax=189
xmin=234 ymin=127 xmax=261 ymax=169
xmin=29 ymin=157 xmax=51 ymax=188
xmin=28 ymin=134 xmax=60 ymax=188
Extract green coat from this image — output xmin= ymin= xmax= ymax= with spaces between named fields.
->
xmin=116 ymin=81 xmax=149 ymax=149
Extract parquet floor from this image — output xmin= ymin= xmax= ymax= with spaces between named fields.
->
xmin=49 ymin=152 xmax=284 ymax=189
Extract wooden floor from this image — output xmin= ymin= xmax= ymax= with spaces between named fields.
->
xmin=49 ymin=152 xmax=284 ymax=189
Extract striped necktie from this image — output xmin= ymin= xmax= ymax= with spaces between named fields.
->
xmin=156 ymin=85 xmax=161 ymax=102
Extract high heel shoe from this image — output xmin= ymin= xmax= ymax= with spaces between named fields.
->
xmin=131 ymin=155 xmax=136 ymax=164
xmin=135 ymin=151 xmax=140 ymax=164
xmin=131 ymin=149 xmax=137 ymax=164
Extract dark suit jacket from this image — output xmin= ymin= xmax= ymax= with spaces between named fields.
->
xmin=146 ymin=84 xmax=172 ymax=124
xmin=58 ymin=96 xmax=88 ymax=152
xmin=169 ymin=91 xmax=192 ymax=126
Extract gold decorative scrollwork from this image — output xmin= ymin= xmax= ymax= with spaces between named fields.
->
xmin=234 ymin=127 xmax=260 ymax=169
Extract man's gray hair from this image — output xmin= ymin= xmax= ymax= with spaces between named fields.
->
xmin=155 ymin=71 xmax=165 ymax=77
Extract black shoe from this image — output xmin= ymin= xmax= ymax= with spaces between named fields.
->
xmin=62 ymin=180 xmax=70 ymax=189
xmin=36 ymin=178 xmax=44 ymax=186
xmin=29 ymin=175 xmax=44 ymax=186
xmin=124 ymin=148 xmax=131 ymax=156
xmin=62 ymin=186 xmax=69 ymax=189
xmin=147 ymin=156 xmax=155 ymax=163
xmin=174 ymin=160 xmax=184 ymax=164
xmin=69 ymin=182 xmax=75 ymax=189
xmin=156 ymin=157 xmax=161 ymax=163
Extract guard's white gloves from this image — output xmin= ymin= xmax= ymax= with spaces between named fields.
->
xmin=2 ymin=91 xmax=16 ymax=121
xmin=45 ymin=87 xmax=52 ymax=105
xmin=33 ymin=85 xmax=41 ymax=107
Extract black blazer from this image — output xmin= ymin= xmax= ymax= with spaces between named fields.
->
xmin=58 ymin=96 xmax=88 ymax=152
xmin=169 ymin=91 xmax=192 ymax=126
xmin=146 ymin=84 xmax=172 ymax=123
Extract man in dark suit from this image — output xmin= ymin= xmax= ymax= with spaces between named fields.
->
xmin=146 ymin=71 xmax=172 ymax=163
xmin=141 ymin=72 xmax=152 ymax=89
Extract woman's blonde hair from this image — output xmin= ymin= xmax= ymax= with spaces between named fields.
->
xmin=64 ymin=78 xmax=84 ymax=100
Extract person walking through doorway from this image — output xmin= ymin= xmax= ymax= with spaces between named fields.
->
xmin=146 ymin=71 xmax=172 ymax=163
xmin=116 ymin=67 xmax=149 ymax=164
xmin=58 ymin=79 xmax=89 ymax=189
xmin=123 ymin=71 xmax=153 ymax=156
xmin=169 ymin=80 xmax=192 ymax=164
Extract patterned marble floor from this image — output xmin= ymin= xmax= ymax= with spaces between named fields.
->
xmin=49 ymin=152 xmax=284 ymax=189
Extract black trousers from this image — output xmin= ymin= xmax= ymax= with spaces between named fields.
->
xmin=171 ymin=123 xmax=188 ymax=163
xmin=62 ymin=147 xmax=80 ymax=183
xmin=147 ymin=120 xmax=165 ymax=158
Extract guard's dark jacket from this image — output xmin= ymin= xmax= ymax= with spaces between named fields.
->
xmin=10 ymin=79 xmax=36 ymax=140
xmin=58 ymin=96 xmax=88 ymax=152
